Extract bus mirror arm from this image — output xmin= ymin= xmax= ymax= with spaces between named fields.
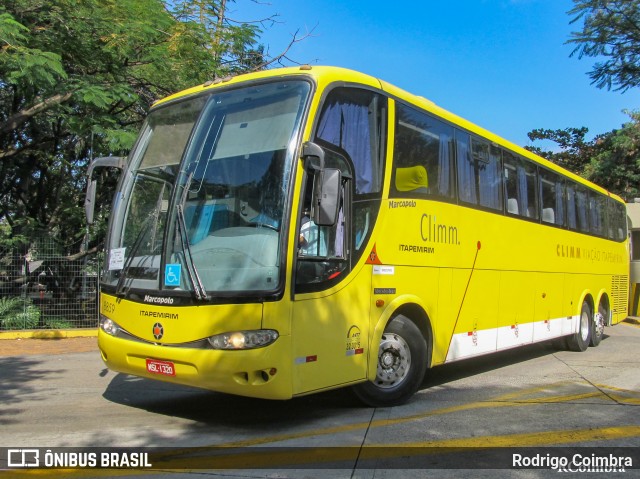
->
xmin=85 ymin=156 xmax=126 ymax=225
xmin=302 ymin=141 xmax=325 ymax=171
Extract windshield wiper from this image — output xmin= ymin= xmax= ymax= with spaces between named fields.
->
xmin=175 ymin=204 xmax=208 ymax=301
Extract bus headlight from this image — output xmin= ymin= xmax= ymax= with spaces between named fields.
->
xmin=207 ymin=330 xmax=279 ymax=350
xmin=100 ymin=315 xmax=120 ymax=336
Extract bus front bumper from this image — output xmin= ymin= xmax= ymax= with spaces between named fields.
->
xmin=98 ymin=330 xmax=293 ymax=400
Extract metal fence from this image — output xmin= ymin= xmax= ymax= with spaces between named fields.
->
xmin=0 ymin=237 xmax=100 ymax=331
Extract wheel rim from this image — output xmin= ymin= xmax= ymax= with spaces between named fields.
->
xmin=374 ymin=332 xmax=411 ymax=389
xmin=580 ymin=309 xmax=590 ymax=342
xmin=594 ymin=312 xmax=605 ymax=338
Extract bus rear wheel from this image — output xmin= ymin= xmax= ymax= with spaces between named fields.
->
xmin=352 ymin=315 xmax=427 ymax=407
xmin=566 ymin=301 xmax=592 ymax=352
xmin=590 ymin=303 xmax=607 ymax=347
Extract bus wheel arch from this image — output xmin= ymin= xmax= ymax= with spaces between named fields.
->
xmin=392 ymin=303 xmax=433 ymax=367
xmin=354 ymin=305 xmax=431 ymax=407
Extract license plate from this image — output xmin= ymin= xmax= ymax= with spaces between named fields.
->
xmin=146 ymin=358 xmax=175 ymax=376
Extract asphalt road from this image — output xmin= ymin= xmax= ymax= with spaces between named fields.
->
xmin=1 ymin=322 xmax=639 ymax=478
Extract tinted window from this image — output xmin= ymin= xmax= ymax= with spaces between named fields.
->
xmin=539 ymin=169 xmax=565 ymax=226
xmin=589 ymin=192 xmax=607 ymax=236
xmin=609 ymin=199 xmax=627 ymax=241
xmin=392 ymin=104 xmax=454 ymax=198
xmin=457 ymin=135 xmax=502 ymax=210
xmin=317 ymin=88 xmax=386 ymax=196
xmin=566 ymin=182 xmax=589 ymax=233
xmin=503 ymin=152 xmax=538 ymax=219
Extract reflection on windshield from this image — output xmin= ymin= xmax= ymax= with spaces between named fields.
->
xmin=104 ymin=80 xmax=310 ymax=295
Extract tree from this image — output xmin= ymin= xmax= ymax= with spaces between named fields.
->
xmin=557 ymin=1 xmax=640 ymax=202
xmin=170 ymin=0 xmax=313 ymax=74
xmin=526 ymin=112 xmax=640 ymax=200
xmin=1 ymin=0 xmax=211 ymax=249
xmin=0 ymin=0 xmax=297 ymax=254
xmin=171 ymin=0 xmax=267 ymax=73
xmin=527 ymin=126 xmax=592 ymax=173
xmin=585 ymin=111 xmax=640 ymax=198
xmin=568 ymin=0 xmax=640 ymax=91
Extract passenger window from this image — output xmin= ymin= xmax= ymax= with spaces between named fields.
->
xmin=609 ymin=200 xmax=627 ymax=241
xmin=566 ymin=182 xmax=589 ymax=232
xmin=316 ymin=88 xmax=385 ymax=196
xmin=503 ymin=152 xmax=538 ymax=219
xmin=456 ymin=134 xmax=502 ymax=210
xmin=589 ymin=192 xmax=606 ymax=236
xmin=539 ymin=169 xmax=565 ymax=226
xmin=392 ymin=103 xmax=454 ymax=198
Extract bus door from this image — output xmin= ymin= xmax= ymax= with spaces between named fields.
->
xmin=290 ymin=87 xmax=386 ymax=395
xmin=291 ymin=163 xmax=371 ymax=395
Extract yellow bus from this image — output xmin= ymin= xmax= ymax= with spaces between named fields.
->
xmin=91 ymin=66 xmax=629 ymax=407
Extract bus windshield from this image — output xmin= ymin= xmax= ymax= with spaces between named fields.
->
xmin=103 ymin=80 xmax=310 ymax=295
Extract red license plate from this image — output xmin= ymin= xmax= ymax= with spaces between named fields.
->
xmin=146 ymin=358 xmax=176 ymax=376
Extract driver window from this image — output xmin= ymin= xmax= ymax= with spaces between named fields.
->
xmin=295 ymin=150 xmax=349 ymax=290
xmin=295 ymin=87 xmax=385 ymax=292
xmin=299 ymin=206 xmax=327 ymax=257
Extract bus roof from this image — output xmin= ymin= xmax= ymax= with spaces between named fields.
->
xmin=152 ymin=65 xmax=624 ymax=204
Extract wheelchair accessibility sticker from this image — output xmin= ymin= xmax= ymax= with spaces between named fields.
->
xmin=164 ymin=264 xmax=181 ymax=287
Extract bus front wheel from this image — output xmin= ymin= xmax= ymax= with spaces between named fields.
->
xmin=352 ymin=315 xmax=427 ymax=407
xmin=566 ymin=301 xmax=592 ymax=352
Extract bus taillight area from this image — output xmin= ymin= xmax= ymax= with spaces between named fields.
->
xmin=97 ymin=324 xmax=293 ymax=400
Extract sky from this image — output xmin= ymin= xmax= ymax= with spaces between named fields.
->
xmin=235 ymin=0 xmax=639 ymax=149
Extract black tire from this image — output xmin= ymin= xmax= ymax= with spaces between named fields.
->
xmin=590 ymin=307 xmax=605 ymax=347
xmin=566 ymin=301 xmax=592 ymax=352
xmin=352 ymin=315 xmax=428 ymax=407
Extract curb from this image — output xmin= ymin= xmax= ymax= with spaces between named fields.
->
xmin=0 ymin=328 xmax=98 ymax=340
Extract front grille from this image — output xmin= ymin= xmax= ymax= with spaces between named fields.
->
xmin=115 ymin=328 xmax=210 ymax=349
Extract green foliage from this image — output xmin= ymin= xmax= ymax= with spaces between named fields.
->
xmin=0 ymin=297 xmax=40 ymax=330
xmin=44 ymin=316 xmax=73 ymax=329
xmin=170 ymin=0 xmax=268 ymax=75
xmin=0 ymin=216 xmax=41 ymax=251
xmin=527 ymin=127 xmax=591 ymax=173
xmin=527 ymin=111 xmax=640 ymax=200
xmin=584 ymin=111 xmax=640 ymax=198
xmin=568 ymin=0 xmax=640 ymax=91
xmin=0 ymin=11 xmax=27 ymax=43
xmin=0 ymin=13 xmax=67 ymax=86
xmin=0 ymin=0 xmax=276 ymax=255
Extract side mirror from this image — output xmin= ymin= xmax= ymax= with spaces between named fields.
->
xmin=85 ymin=179 xmax=97 ymax=225
xmin=313 ymin=168 xmax=341 ymax=226
xmin=85 ymin=156 xmax=125 ymax=225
